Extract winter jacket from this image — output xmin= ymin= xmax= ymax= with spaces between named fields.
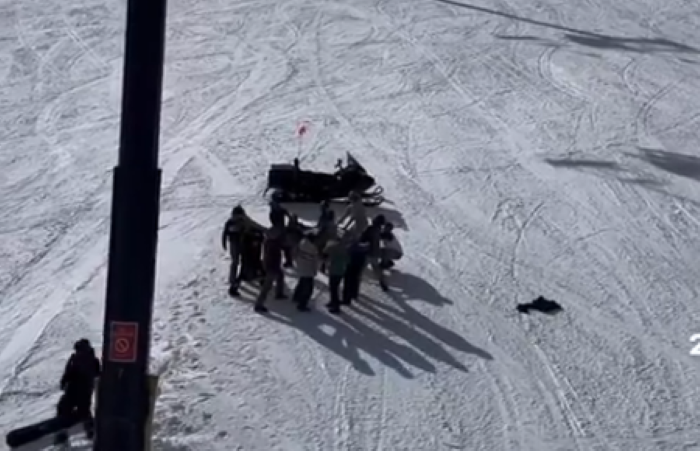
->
xmin=262 ymin=228 xmax=284 ymax=272
xmin=317 ymin=208 xmax=337 ymax=238
xmin=380 ymin=232 xmax=403 ymax=261
xmin=360 ymin=224 xmax=382 ymax=256
xmin=222 ymin=213 xmax=264 ymax=250
xmin=324 ymin=239 xmax=349 ymax=276
xmin=285 ymin=217 xmax=306 ymax=249
xmin=61 ymin=348 xmax=101 ymax=394
xmin=339 ymin=200 xmax=368 ymax=236
xmin=317 ymin=206 xmax=334 ymax=228
xmin=346 ymin=240 xmax=369 ymax=272
xmin=269 ymin=203 xmax=289 ymax=228
xmin=295 ymin=238 xmax=320 ymax=278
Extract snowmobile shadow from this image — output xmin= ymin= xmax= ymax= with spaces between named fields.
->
xmin=387 ymin=271 xmax=453 ymax=306
xmin=266 ymin=279 xmax=490 ymax=378
xmin=280 ymin=202 xmax=408 ymax=231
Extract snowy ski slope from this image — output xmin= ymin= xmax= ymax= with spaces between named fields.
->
xmin=2 ymin=0 xmax=700 ymax=448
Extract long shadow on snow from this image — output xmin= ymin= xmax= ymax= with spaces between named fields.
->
xmin=387 ymin=270 xmax=453 ymax=306
xmin=281 ymin=202 xmax=409 ymax=231
xmin=265 ymin=275 xmax=490 ymax=378
xmin=544 ymin=148 xmax=700 ymax=184
xmin=626 ymin=147 xmax=700 ymax=181
xmin=436 ymin=0 xmax=699 ymax=54
xmin=266 ymin=296 xmax=434 ymax=378
xmin=541 ymin=153 xmax=700 ymax=206
xmin=542 ymin=155 xmax=665 ymax=186
xmin=544 ymin=158 xmax=621 ymax=170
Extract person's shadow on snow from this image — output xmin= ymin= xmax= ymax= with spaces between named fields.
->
xmin=266 ymin=292 xmax=428 ymax=378
xmin=360 ymin=271 xmax=493 ymax=362
xmin=387 ymin=271 xmax=454 ymax=306
xmin=266 ymin=275 xmax=492 ymax=378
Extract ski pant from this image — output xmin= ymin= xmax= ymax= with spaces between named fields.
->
xmin=283 ymin=246 xmax=294 ymax=267
xmin=293 ymin=277 xmax=315 ymax=308
xmin=241 ymin=238 xmax=264 ymax=282
xmin=327 ymin=274 xmax=343 ymax=308
xmin=342 ymin=258 xmax=365 ymax=304
xmin=228 ymin=241 xmax=241 ymax=286
xmin=57 ymin=389 xmax=94 ymax=435
xmin=255 ymin=269 xmax=285 ymax=307
xmin=367 ymin=254 xmax=386 ymax=287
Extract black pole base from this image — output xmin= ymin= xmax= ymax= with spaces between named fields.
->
xmin=94 ymin=166 xmax=161 ymax=451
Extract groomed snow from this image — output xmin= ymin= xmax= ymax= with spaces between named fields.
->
xmin=2 ymin=0 xmax=700 ymax=449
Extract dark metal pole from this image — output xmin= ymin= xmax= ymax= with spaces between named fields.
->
xmin=93 ymin=0 xmax=167 ymax=445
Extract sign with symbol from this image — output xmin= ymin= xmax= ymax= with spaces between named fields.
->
xmin=109 ymin=321 xmax=139 ymax=363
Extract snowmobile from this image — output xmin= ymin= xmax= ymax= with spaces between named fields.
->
xmin=264 ymin=153 xmax=385 ymax=206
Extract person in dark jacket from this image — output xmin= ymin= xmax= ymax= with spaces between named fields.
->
xmin=239 ymin=228 xmax=265 ymax=284
xmin=57 ymin=339 xmax=101 ymax=438
xmin=269 ymin=200 xmax=298 ymax=267
xmin=379 ymin=222 xmax=403 ymax=269
xmin=342 ymin=239 xmax=370 ymax=305
xmin=223 ymin=205 xmax=264 ymax=295
xmin=269 ymin=200 xmax=290 ymax=229
xmin=254 ymin=227 xmax=287 ymax=313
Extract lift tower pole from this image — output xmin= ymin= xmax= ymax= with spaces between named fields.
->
xmin=93 ymin=0 xmax=167 ymax=446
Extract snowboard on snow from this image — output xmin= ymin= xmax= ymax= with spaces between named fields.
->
xmin=6 ymin=415 xmax=90 ymax=450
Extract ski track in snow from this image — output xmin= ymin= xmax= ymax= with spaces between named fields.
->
xmin=2 ymin=0 xmax=700 ymax=449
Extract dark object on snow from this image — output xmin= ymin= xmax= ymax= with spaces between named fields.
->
xmin=5 ymin=414 xmax=85 ymax=448
xmin=265 ymin=153 xmax=384 ymax=206
xmin=517 ymin=296 xmax=563 ymax=315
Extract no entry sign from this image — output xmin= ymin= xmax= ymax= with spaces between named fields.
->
xmin=109 ymin=321 xmax=139 ymax=363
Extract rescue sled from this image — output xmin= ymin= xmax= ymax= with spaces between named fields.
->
xmin=264 ymin=153 xmax=385 ymax=206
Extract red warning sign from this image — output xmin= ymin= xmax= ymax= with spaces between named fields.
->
xmin=109 ymin=321 xmax=138 ymax=363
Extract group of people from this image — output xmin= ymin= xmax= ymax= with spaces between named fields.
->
xmin=221 ymin=192 xmax=403 ymax=314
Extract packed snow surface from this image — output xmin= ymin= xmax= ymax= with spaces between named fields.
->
xmin=2 ymin=0 xmax=700 ymax=449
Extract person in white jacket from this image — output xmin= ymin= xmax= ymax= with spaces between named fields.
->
xmin=293 ymin=231 xmax=320 ymax=311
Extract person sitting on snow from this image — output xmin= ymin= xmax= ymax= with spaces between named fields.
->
xmin=57 ymin=339 xmax=101 ymax=439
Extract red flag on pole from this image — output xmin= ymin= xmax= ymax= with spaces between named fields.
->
xmin=297 ymin=121 xmax=309 ymax=138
